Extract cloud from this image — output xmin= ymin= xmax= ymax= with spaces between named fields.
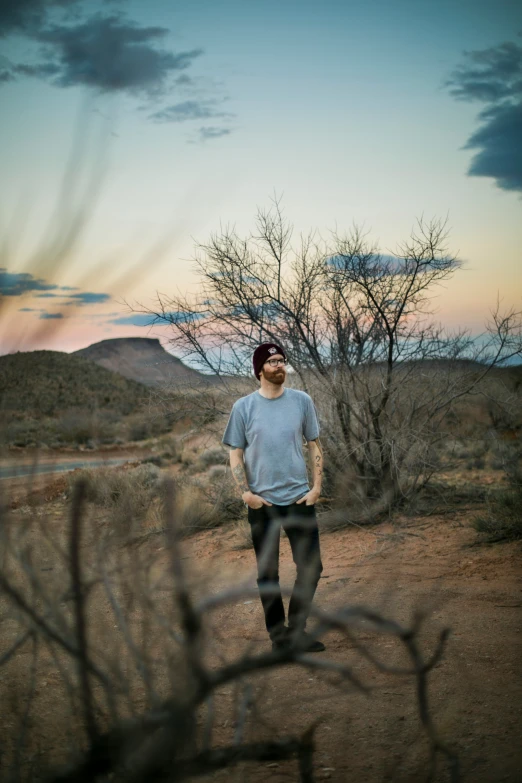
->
xmin=0 ymin=0 xmax=122 ymax=38
xmin=465 ymin=102 xmax=522 ymax=192
xmin=39 ymin=312 xmax=64 ymax=319
xmin=4 ymin=13 xmax=202 ymax=97
xmin=0 ymin=267 xmax=111 ymax=305
xmin=108 ymin=314 xmax=159 ymax=326
xmin=0 ymin=268 xmax=58 ymax=296
xmin=0 ymin=0 xmax=63 ymax=37
xmin=108 ymin=311 xmax=199 ymax=326
xmin=445 ymin=41 xmax=522 ymax=192
xmin=13 ymin=61 xmax=61 ymax=78
xmin=18 ymin=307 xmax=44 ymax=312
xmin=196 ymin=126 xmax=233 ymax=142
xmin=0 ymin=3 xmax=233 ymax=130
xmin=64 ymin=291 xmax=111 ymax=304
xmin=150 ymin=99 xmax=233 ymax=123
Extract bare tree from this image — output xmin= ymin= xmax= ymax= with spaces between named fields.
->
xmin=137 ymin=200 xmax=522 ymax=519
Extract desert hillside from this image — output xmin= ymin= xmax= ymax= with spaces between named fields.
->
xmin=0 ymin=350 xmax=148 ymax=417
xmin=74 ymin=337 xmax=216 ymax=387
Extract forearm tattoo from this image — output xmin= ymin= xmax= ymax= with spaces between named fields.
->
xmin=311 ymin=439 xmax=323 ymax=486
xmin=232 ymin=463 xmax=249 ymax=494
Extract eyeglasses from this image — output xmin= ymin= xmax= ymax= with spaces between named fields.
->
xmin=265 ymin=358 xmax=287 ymax=367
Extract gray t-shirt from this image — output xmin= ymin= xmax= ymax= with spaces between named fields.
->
xmin=222 ymin=388 xmax=320 ymax=505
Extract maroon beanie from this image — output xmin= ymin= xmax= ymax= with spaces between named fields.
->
xmin=252 ymin=342 xmax=287 ymax=379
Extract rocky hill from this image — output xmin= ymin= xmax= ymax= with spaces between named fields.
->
xmin=0 ymin=350 xmax=148 ymax=417
xmin=73 ymin=337 xmax=215 ymax=388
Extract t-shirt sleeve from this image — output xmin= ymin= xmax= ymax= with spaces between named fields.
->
xmin=222 ymin=402 xmax=247 ymax=449
xmin=303 ymin=394 xmax=320 ymax=441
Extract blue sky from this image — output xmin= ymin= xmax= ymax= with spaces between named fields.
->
xmin=0 ymin=0 xmax=520 ymax=353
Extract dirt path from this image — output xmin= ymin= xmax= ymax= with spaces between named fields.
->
xmin=180 ymin=512 xmax=522 ymax=782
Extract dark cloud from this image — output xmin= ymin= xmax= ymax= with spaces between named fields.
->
xmin=465 ymin=102 xmax=522 ymax=192
xmin=197 ymin=126 xmax=232 ymax=142
xmin=0 ymin=268 xmax=58 ymax=296
xmin=13 ymin=62 xmax=61 ymax=78
xmin=150 ymin=99 xmax=233 ymax=123
xmin=0 ymin=0 xmax=117 ymax=37
xmin=1 ymin=2 xmax=230 ymax=126
xmin=108 ymin=314 xmax=158 ymax=326
xmin=0 ymin=0 xmax=52 ymax=37
xmin=65 ymin=291 xmax=111 ymax=304
xmin=446 ymin=41 xmax=522 ymax=192
xmin=18 ymin=307 xmax=44 ymax=312
xmin=108 ymin=311 xmax=198 ymax=326
xmin=446 ymin=42 xmax=522 ymax=103
xmin=6 ymin=14 xmax=203 ymax=96
xmin=174 ymin=74 xmax=192 ymax=86
xmin=0 ymin=267 xmax=111 ymax=305
xmin=39 ymin=312 xmax=64 ymax=319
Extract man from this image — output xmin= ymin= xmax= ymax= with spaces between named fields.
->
xmin=222 ymin=342 xmax=325 ymax=653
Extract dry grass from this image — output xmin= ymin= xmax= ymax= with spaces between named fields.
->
xmin=473 ymin=484 xmax=522 ymax=542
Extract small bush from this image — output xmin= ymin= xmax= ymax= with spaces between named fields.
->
xmin=157 ymin=435 xmax=180 ymax=462
xmin=3 ymin=419 xmax=39 ymax=447
xmin=126 ymin=411 xmax=172 ymax=442
xmin=207 ymin=464 xmax=227 ymax=481
xmin=206 ymin=469 xmax=245 ymax=521
xmin=489 ymin=439 xmax=522 ymax=482
xmin=198 ymin=447 xmax=227 ymax=469
xmin=54 ymin=410 xmax=95 ymax=444
xmin=232 ymin=518 xmax=252 ymax=549
xmin=466 ymin=457 xmax=486 ymax=471
xmin=175 ymin=485 xmax=219 ymax=534
xmin=68 ymin=463 xmax=162 ymax=536
xmin=473 ymin=484 xmax=522 ymax=542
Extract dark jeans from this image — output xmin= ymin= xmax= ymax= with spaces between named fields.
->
xmin=247 ymin=502 xmax=323 ymax=640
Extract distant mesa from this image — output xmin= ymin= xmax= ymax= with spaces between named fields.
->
xmin=73 ymin=337 xmax=217 ymax=388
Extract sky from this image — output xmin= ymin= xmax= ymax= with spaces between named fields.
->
xmin=0 ymin=0 xmax=521 ymax=355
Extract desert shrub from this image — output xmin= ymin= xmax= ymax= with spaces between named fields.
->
xmin=3 ymin=418 xmax=39 ymax=447
xmin=53 ymin=409 xmax=94 ymax=444
xmin=176 ymin=466 xmax=245 ymax=532
xmin=126 ymin=411 xmax=172 ymax=442
xmin=198 ymin=447 xmax=227 ymax=469
xmin=68 ymin=463 xmax=162 ymax=535
xmin=232 ymin=517 xmax=253 ymax=549
xmin=207 ymin=464 xmax=227 ymax=480
xmin=206 ymin=468 xmax=245 ymax=521
xmin=156 ymin=434 xmax=180 ymax=462
xmin=473 ymin=434 xmax=522 ymax=542
xmin=466 ymin=457 xmax=486 ymax=471
xmin=489 ymin=439 xmax=522 ymax=484
xmin=473 ymin=484 xmax=522 ymax=542
xmin=174 ymin=483 xmax=219 ymax=533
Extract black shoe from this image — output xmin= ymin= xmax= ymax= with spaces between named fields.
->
xmin=270 ymin=624 xmax=290 ymax=653
xmin=271 ymin=637 xmax=292 ymax=653
xmin=289 ymin=629 xmax=325 ymax=653
xmin=271 ymin=628 xmax=292 ymax=652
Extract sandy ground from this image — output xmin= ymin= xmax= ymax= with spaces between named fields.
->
xmin=179 ymin=511 xmax=522 ymax=782
xmin=1 ymin=477 xmax=521 ymax=782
